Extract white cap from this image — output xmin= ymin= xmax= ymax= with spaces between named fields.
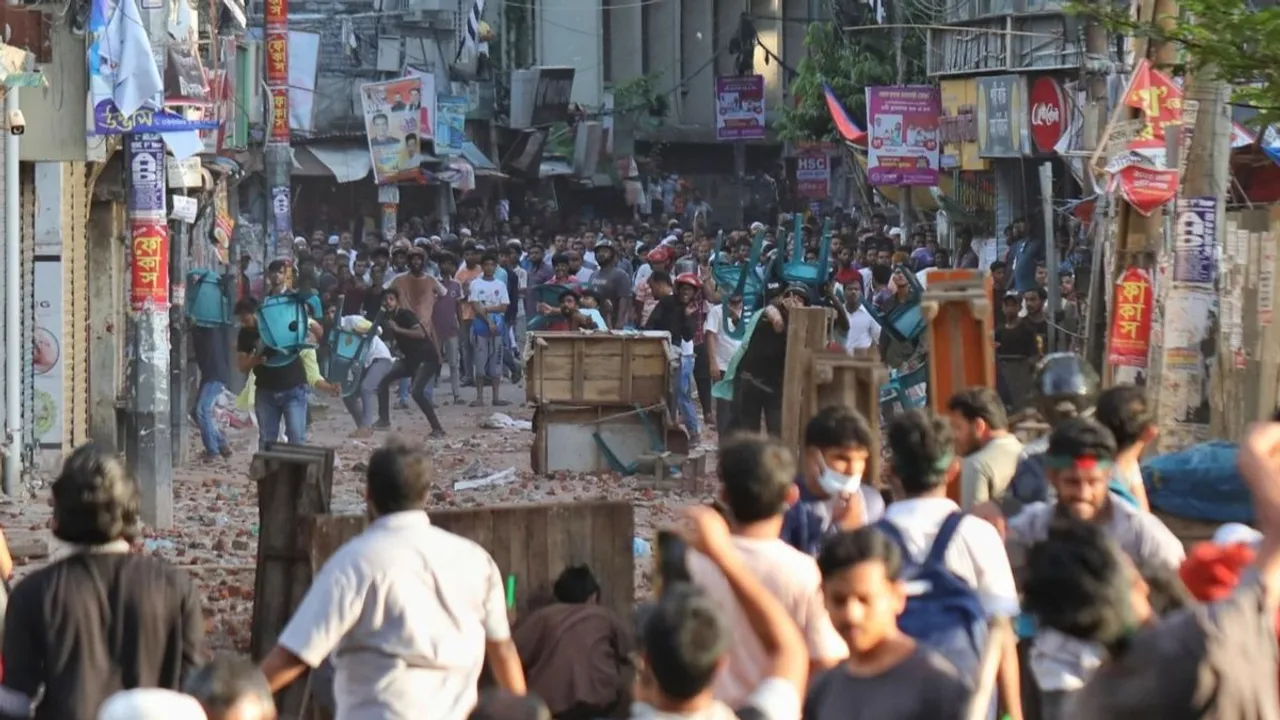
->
xmin=97 ymin=689 xmax=207 ymax=720
xmin=413 ymin=236 xmax=430 ymax=246
xmin=1212 ymin=522 xmax=1263 ymax=547
xmin=460 ymin=228 xmax=473 ymax=237
xmin=888 ymin=227 xmax=903 ymax=237
xmin=429 ymin=235 xmax=442 ymax=243
xmin=749 ymin=221 xmax=765 ymax=233
xmin=327 ymin=234 xmax=340 ymax=245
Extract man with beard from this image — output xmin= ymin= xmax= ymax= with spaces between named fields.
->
xmin=832 ymin=278 xmax=879 ymax=353
xmin=373 ymin=288 xmax=447 ymax=437
xmin=947 ymin=387 xmax=1023 ymax=509
xmin=973 ymin=418 xmax=1184 ymax=720
xmin=588 ymin=239 xmax=633 ymax=329
xmin=388 ymin=247 xmax=446 ymax=338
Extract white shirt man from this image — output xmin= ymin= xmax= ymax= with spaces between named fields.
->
xmin=841 ymin=303 xmax=881 ymax=352
xmin=269 ymin=512 xmax=519 ymax=719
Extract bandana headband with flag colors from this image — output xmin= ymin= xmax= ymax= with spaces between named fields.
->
xmin=1045 ymin=455 xmax=1114 ymax=471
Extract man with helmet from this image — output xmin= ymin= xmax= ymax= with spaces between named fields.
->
xmin=1001 ymin=352 xmax=1100 ymax=516
xmin=587 ymin=238 xmax=633 ymax=328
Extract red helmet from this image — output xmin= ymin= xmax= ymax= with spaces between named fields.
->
xmin=675 ymin=272 xmax=701 ymax=289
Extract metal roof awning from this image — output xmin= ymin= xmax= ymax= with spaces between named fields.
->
xmin=460 ymin=142 xmax=505 ymax=177
xmin=292 ymin=142 xmax=372 ymax=183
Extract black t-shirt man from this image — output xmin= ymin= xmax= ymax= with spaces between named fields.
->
xmin=237 ymin=327 xmax=308 ymax=391
xmin=390 ymin=307 xmax=438 ymax=366
xmin=996 ymin=320 xmax=1039 ymax=359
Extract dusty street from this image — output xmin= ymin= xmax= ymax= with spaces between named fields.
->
xmin=0 ymin=375 xmax=711 ymax=653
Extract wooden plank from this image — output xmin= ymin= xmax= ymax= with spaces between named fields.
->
xmin=307 ymin=502 xmax=635 ymax=622
xmin=780 ymin=308 xmax=831 ymax=456
xmin=571 ymin=339 xmax=586 ymax=401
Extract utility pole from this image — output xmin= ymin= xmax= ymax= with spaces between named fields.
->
xmin=127 ymin=2 xmax=174 ymax=527
xmin=1181 ymin=71 xmax=1232 ymax=439
xmin=169 ymin=189 xmax=190 ymax=468
xmin=265 ymin=0 xmax=291 ymax=262
xmin=2 ymin=0 xmax=21 ymax=495
xmin=893 ymin=0 xmax=912 ymax=238
xmin=1081 ymin=3 xmax=1111 ymax=367
xmin=1113 ymin=0 xmax=1178 ymax=265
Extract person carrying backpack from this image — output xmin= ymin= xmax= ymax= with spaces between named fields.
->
xmin=876 ymin=410 xmax=1024 ymax=720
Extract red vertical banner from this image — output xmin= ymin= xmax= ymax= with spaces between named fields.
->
xmin=130 ymin=220 xmax=171 ymax=311
xmin=269 ymin=88 xmax=290 ymax=144
xmin=1107 ymin=267 xmax=1154 ymax=368
xmin=265 ymin=32 xmax=288 ymax=86
xmin=265 ymin=0 xmax=289 ymax=147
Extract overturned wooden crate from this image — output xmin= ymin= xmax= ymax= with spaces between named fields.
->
xmin=309 ymin=501 xmax=636 ymax=621
xmin=526 ymin=332 xmax=675 ymax=475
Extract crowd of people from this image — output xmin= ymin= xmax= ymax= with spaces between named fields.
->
xmin=203 ymin=208 xmax=1083 ymax=458
xmin=2 ymin=362 xmax=1278 ymax=720
xmin=8 ymin=203 xmax=1244 ymax=720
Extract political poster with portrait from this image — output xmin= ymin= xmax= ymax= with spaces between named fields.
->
xmin=360 ymin=77 xmax=430 ymax=184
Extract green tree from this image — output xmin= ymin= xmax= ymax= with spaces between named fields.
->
xmin=1079 ymin=0 xmax=1280 ymax=126
xmin=776 ymin=4 xmax=926 ymax=142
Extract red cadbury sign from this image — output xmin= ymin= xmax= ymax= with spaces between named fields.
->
xmin=1028 ymin=76 xmax=1066 ymax=154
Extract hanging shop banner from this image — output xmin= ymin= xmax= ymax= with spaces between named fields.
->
xmin=866 ymin=85 xmax=941 ymax=186
xmin=264 ymin=0 xmax=287 ymax=30
xmin=715 ymin=75 xmax=766 ymax=141
xmin=795 ymin=149 xmax=830 ymax=199
xmin=1173 ymin=196 xmax=1217 ymax=285
xmin=361 ymin=76 xmax=431 ymax=184
xmin=130 ymin=219 xmax=170 ymax=311
xmin=127 ymin=134 xmax=166 ymax=214
xmin=436 ymin=94 xmax=467 ymax=156
xmin=33 ymin=257 xmax=64 ymax=448
xmin=1108 ymin=267 xmax=1154 ymax=368
xmin=1124 ymin=58 xmax=1182 ymax=153
xmin=1112 ymin=164 xmax=1178 ymax=217
xmin=265 ymin=31 xmax=288 ymax=86
xmin=976 ymin=75 xmax=1029 ymax=158
xmin=94 ymin=101 xmax=221 ymax=135
xmin=268 ymin=87 xmax=290 ymax=144
xmin=1028 ymin=76 xmax=1067 ymax=154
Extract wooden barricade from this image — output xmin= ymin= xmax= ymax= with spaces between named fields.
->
xmin=922 ymin=269 xmax=996 ymax=407
xmin=308 ymin=501 xmax=636 ymax=622
xmin=248 ymin=444 xmax=336 ymax=718
xmin=779 ymin=308 xmax=888 ymax=486
xmin=526 ymin=332 xmax=674 ymax=475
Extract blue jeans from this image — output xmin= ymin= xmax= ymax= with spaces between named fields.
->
xmin=194 ymin=380 xmax=229 ymax=455
xmin=254 ymin=384 xmax=309 ymax=449
xmin=677 ymin=354 xmax=701 ymax=436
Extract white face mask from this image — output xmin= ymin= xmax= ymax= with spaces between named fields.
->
xmin=815 ymin=455 xmax=862 ymax=496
